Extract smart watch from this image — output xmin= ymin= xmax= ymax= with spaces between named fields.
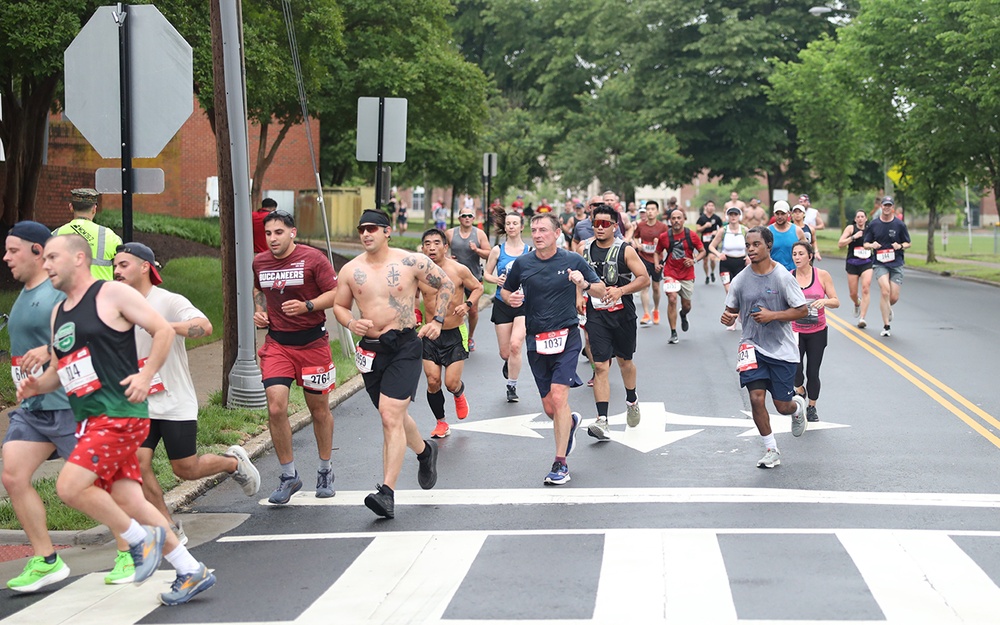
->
xmin=432 ymin=315 xmax=446 ymax=324
xmin=305 ymin=300 xmax=314 ymax=312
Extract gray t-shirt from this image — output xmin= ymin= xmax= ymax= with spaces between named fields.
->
xmin=724 ymin=263 xmax=806 ymax=363
xmin=10 ymin=280 xmax=70 ymax=412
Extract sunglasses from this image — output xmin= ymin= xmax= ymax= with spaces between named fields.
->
xmin=459 ymin=214 xmax=474 ymax=218
xmin=357 ymin=224 xmax=385 ymax=234
xmin=593 ymin=219 xmax=615 ymax=228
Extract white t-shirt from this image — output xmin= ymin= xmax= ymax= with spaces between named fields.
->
xmin=804 ymin=207 xmax=820 ymax=229
xmin=135 ymin=286 xmax=206 ymax=421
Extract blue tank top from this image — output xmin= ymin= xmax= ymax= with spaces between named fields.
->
xmin=770 ymin=225 xmax=799 ymax=271
xmin=494 ymin=242 xmax=526 ymax=301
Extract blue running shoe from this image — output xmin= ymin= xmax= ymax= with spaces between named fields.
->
xmin=268 ymin=471 xmax=303 ymax=504
xmin=129 ymin=525 xmax=165 ymax=585
xmin=159 ymin=563 xmax=216 ymax=605
xmin=566 ymin=412 xmax=581 ymax=456
xmin=544 ymin=461 xmax=570 ymax=485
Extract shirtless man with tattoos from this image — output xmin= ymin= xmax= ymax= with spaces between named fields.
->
xmin=333 ymin=210 xmax=454 ymax=518
xmin=418 ymin=229 xmax=484 ymax=438
xmin=253 ymin=210 xmax=338 ymax=505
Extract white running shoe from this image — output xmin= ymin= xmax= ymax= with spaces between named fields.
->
xmin=791 ymin=395 xmax=807 ymax=437
xmin=587 ymin=417 xmax=611 ymax=441
xmin=757 ymin=448 xmax=781 ymax=468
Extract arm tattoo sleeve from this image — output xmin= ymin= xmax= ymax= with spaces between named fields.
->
xmin=431 ymin=266 xmax=454 ymax=318
xmin=253 ymin=290 xmax=266 ymax=311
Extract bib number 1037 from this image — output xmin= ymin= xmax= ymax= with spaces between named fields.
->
xmin=535 ymin=328 xmax=569 ymax=355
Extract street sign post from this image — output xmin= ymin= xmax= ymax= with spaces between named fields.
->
xmin=357 ymin=97 xmax=407 ymax=210
xmin=64 ymin=4 xmax=193 ymax=240
xmin=483 ymin=152 xmax=497 ymax=238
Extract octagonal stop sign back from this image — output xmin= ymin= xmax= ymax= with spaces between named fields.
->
xmin=64 ymin=5 xmax=193 ymax=159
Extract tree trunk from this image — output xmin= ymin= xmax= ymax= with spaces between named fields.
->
xmin=926 ymin=196 xmax=938 ymax=264
xmin=1 ymin=74 xmax=59 ymax=228
xmin=211 ymin=0 xmax=238 ymax=404
xmin=837 ymin=188 xmax=845 ymax=231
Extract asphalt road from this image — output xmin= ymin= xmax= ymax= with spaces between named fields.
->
xmin=3 ymin=258 xmax=1000 ymax=624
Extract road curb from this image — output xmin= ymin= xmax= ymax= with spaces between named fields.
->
xmin=909 ymin=264 xmax=1000 ymax=289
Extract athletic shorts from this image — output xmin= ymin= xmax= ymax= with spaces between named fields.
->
xmin=719 ymin=256 xmax=748 ymax=284
xmin=873 ymin=264 xmax=904 ymax=285
xmin=846 ymin=261 xmax=873 ymax=276
xmin=360 ymin=329 xmax=422 ymax=409
xmin=141 ymin=419 xmax=197 ymax=460
xmin=491 ymin=298 xmax=525 ymax=324
xmin=68 ymin=416 xmax=148 ymax=493
xmin=259 ymin=335 xmax=334 ymax=394
xmin=586 ymin=312 xmax=636 ymax=361
xmin=739 ymin=352 xmax=797 ymax=403
xmin=422 ymin=327 xmax=469 ymax=367
xmin=640 ymin=257 xmax=662 ymax=282
xmin=3 ymin=407 xmax=77 ymax=460
xmin=526 ymin=326 xmax=585 ymax=398
xmin=664 ymin=276 xmax=695 ymax=301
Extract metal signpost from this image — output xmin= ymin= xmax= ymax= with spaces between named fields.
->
xmin=483 ymin=152 xmax=497 ymax=239
xmin=356 ymin=97 xmax=407 ymax=210
xmin=64 ymin=4 xmax=193 ymax=241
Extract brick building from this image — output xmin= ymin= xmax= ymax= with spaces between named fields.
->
xmin=18 ymin=95 xmax=318 ymax=227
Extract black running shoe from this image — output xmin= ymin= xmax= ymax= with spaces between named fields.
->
xmin=506 ymin=384 xmax=518 ymax=402
xmin=502 ymin=361 xmax=508 ymax=380
xmin=417 ymin=439 xmax=438 ymax=490
xmin=680 ymin=311 xmax=689 ymax=332
xmin=364 ymin=484 xmax=395 ymax=518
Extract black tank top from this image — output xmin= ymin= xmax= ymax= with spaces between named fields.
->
xmin=846 ymin=224 xmax=871 ymax=265
xmin=586 ymin=242 xmax=636 ymax=317
xmin=53 ymin=281 xmax=146 ymax=420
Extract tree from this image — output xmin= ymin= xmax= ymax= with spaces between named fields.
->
xmin=0 ymin=1 xmax=102 ymax=229
xmin=769 ymin=36 xmax=871 ymax=228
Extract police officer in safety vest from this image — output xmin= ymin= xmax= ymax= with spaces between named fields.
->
xmin=52 ymin=188 xmax=123 ymax=282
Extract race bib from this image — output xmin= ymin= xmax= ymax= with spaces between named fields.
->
xmin=592 ymin=297 xmax=624 ymax=312
xmin=138 ymin=357 xmax=166 ymax=395
xmin=737 ymin=343 xmax=758 ymax=372
xmin=798 ymin=301 xmax=820 ymax=326
xmin=853 ymin=247 xmax=872 ymax=260
xmin=355 ymin=347 xmax=376 ymax=374
xmin=720 ymin=272 xmax=731 ymax=285
xmin=10 ymin=356 xmax=31 ymax=385
xmin=302 ymin=363 xmax=336 ymax=393
xmin=641 ymin=241 xmax=657 ymax=254
xmin=535 ymin=328 xmax=569 ymax=355
xmin=663 ymin=277 xmax=681 ymax=294
xmin=876 ymin=248 xmax=896 ymax=263
xmin=702 ymin=233 xmax=714 ymax=243
xmin=57 ymin=347 xmax=102 ymax=397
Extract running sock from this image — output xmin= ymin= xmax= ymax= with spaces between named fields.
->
xmin=555 ymin=456 xmax=566 ymax=466
xmin=318 ymin=458 xmax=332 ymax=472
xmin=507 ymin=379 xmax=517 ymax=387
xmin=596 ymin=401 xmax=609 ymax=418
xmin=280 ymin=461 xmax=296 ymax=478
xmin=427 ymin=390 xmax=446 ymax=420
xmin=122 ymin=519 xmax=146 ymax=545
xmin=625 ymin=388 xmax=638 ymax=403
xmin=164 ymin=544 xmax=201 ymax=576
xmin=416 ymin=443 xmax=432 ymax=461
xmin=762 ymin=433 xmax=777 ymax=451
xmin=450 ymin=382 xmax=465 ymax=397
xmin=43 ymin=553 xmax=58 ymax=565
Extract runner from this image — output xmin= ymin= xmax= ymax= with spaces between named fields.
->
xmin=253 ymin=210 xmax=338 ymax=504
xmin=720 ymin=227 xmax=809 ymax=469
xmin=333 ymin=210 xmax=450 ymax=518
xmin=501 ymin=213 xmax=604 ymax=485
xmin=483 ymin=212 xmax=530 ymax=402
xmin=656 ymin=208 xmax=706 ymax=344
xmin=581 ymin=204 xmax=650 ymax=440
xmin=724 ymin=191 xmax=747 ymax=214
xmin=2 ymin=222 xmax=77 ymax=593
xmin=791 ymin=241 xmax=839 ymax=423
xmin=419 ymin=229 xmax=483 ymax=438
xmin=743 ymin=197 xmax=766 ymax=229
xmin=114 ymin=243 xmax=260 ymax=547
xmin=838 ymin=209 xmax=874 ymax=329
xmin=633 ymin=200 xmax=668 ymax=326
xmin=790 ymin=204 xmax=821 ymax=261
xmin=708 ymin=207 xmax=750 ymax=331
xmin=767 ymin=201 xmax=805 ymax=271
xmin=446 ymin=208 xmax=489 ymax=352
xmin=696 ymin=201 xmax=724 ymax=284
xmin=863 ymin=196 xmax=911 ymax=337
xmin=19 ymin=234 xmax=215 ymax=604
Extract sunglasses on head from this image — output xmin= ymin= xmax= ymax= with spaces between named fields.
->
xmin=357 ymin=224 xmax=384 ymax=234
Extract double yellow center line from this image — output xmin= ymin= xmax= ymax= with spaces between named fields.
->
xmin=826 ymin=312 xmax=1000 ymax=450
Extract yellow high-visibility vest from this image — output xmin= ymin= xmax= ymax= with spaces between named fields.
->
xmin=52 ymin=219 xmax=124 ymax=282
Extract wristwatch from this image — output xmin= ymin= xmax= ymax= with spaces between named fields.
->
xmin=432 ymin=315 xmax=446 ymax=324
xmin=305 ymin=300 xmax=314 ymax=312
xmin=465 ymin=299 xmax=474 ymax=309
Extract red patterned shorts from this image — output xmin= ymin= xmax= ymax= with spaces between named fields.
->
xmin=67 ymin=416 xmax=149 ymax=493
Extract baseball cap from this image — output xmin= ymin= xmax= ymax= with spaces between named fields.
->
xmin=116 ymin=242 xmax=162 ymax=285
xmin=773 ymin=200 xmax=790 ymax=214
xmin=726 ymin=206 xmax=742 ymax=216
xmin=791 ymin=204 xmax=805 ymax=212
xmin=799 ymin=194 xmax=809 ymax=202
xmin=638 ymin=205 xmax=647 ymax=213
xmin=881 ymin=195 xmax=894 ymax=205
xmin=8 ymin=221 xmax=52 ymax=247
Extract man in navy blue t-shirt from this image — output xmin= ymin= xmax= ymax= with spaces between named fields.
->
xmin=502 ymin=214 xmax=604 ymax=486
xmin=863 ymin=196 xmax=911 ymax=337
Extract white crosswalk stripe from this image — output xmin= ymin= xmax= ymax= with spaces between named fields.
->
xmin=5 ymin=528 xmax=999 ymax=624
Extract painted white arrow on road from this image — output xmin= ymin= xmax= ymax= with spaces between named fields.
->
xmin=450 ymin=402 xmax=850 ymax=453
